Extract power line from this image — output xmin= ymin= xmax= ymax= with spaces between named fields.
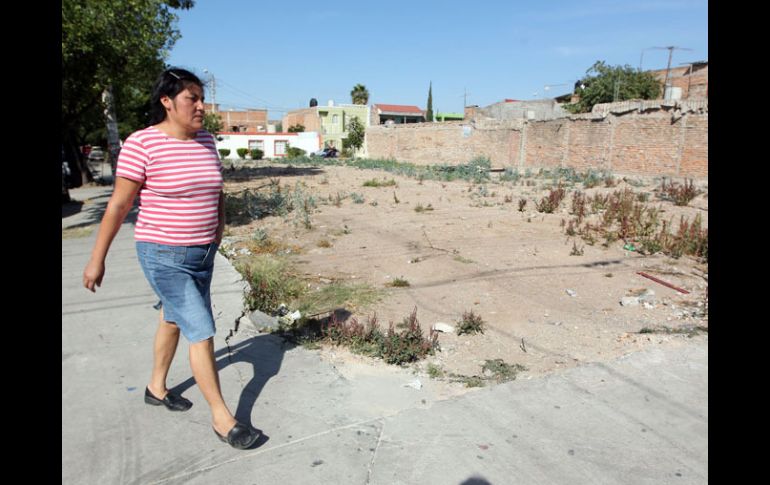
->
xmin=214 ymin=77 xmax=293 ymax=111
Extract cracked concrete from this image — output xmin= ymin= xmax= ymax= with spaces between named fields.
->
xmin=63 ymin=185 xmax=707 ymax=484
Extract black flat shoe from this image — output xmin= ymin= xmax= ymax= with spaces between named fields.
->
xmin=213 ymin=422 xmax=261 ymax=450
xmin=144 ymin=387 xmax=192 ymax=412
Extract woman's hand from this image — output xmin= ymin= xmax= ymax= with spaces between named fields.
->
xmin=83 ymin=259 xmax=105 ymax=292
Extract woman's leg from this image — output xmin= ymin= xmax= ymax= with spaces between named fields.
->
xmin=189 ymin=337 xmax=237 ymax=435
xmin=147 ymin=309 xmax=180 ymax=398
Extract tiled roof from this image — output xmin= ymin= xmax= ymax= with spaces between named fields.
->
xmin=374 ymin=104 xmax=423 ymax=114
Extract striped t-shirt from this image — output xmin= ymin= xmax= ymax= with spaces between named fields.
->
xmin=115 ymin=126 xmax=223 ymax=245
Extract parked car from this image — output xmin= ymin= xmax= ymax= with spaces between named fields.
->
xmin=312 ymin=147 xmax=338 ymax=158
xmin=88 ymin=146 xmax=105 ymax=162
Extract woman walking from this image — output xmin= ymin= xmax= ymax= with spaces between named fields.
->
xmin=83 ymin=67 xmax=259 ymax=450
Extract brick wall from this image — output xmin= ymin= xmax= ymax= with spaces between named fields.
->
xmin=366 ymin=100 xmax=707 ymax=178
xmin=218 ymin=109 xmax=268 ymax=132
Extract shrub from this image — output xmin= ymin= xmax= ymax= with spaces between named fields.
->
xmin=286 ymin=147 xmax=306 ymax=158
xmin=218 ymin=148 xmax=231 ymax=159
xmin=236 ymin=148 xmax=249 ymax=159
xmin=250 ymin=148 xmax=264 ymax=160
xmin=457 ymin=310 xmax=484 ymax=335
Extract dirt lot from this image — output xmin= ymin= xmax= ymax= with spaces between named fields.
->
xmin=220 ymin=161 xmax=708 ymax=388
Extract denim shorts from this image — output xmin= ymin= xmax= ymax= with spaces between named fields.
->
xmin=135 ymin=241 xmax=219 ymax=343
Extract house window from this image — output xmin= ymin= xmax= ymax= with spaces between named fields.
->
xmin=275 ymin=140 xmax=288 ymax=156
xmin=332 ymin=114 xmax=339 ymax=124
xmin=248 ymin=140 xmax=264 ymax=151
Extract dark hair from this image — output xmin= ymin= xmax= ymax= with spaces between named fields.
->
xmin=149 ymin=68 xmax=204 ymax=125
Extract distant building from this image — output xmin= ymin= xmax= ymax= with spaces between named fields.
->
xmin=204 ymin=104 xmax=268 ymax=132
xmin=435 ymin=112 xmax=464 ymax=122
xmin=647 ymin=61 xmax=708 ymax=100
xmin=371 ymin=104 xmax=425 ymax=125
xmin=282 ymin=101 xmax=369 ymax=150
xmin=215 ymin=131 xmax=320 ymax=159
xmin=465 ymin=99 xmax=568 ymax=121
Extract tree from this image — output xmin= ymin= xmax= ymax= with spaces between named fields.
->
xmin=203 ymin=112 xmax=223 ymax=135
xmin=565 ymin=61 xmax=661 ymax=114
xmin=62 ymin=0 xmax=193 ymax=185
xmin=426 ymin=82 xmax=433 ymax=122
xmin=350 ymin=84 xmax=369 ymax=105
xmin=345 ymin=116 xmax=365 ymax=153
xmin=287 ymin=124 xmax=305 ymax=133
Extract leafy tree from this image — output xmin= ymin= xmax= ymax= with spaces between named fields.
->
xmin=345 ymin=116 xmax=365 ymax=152
xmin=426 ymin=82 xmax=433 ymax=122
xmin=350 ymin=84 xmax=369 ymax=105
xmin=288 ymin=123 xmax=305 ymax=133
xmin=62 ymin=0 xmax=193 ymax=185
xmin=203 ymin=112 xmax=223 ymax=135
xmin=565 ymin=61 xmax=661 ymax=114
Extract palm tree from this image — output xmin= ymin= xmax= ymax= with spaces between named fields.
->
xmin=350 ymin=84 xmax=369 ymax=105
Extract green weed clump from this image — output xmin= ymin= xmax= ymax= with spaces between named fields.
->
xmin=237 ymin=255 xmax=305 ymax=313
xmin=322 ymin=308 xmax=438 ymax=365
xmin=658 ymin=178 xmax=701 ymax=206
xmin=457 ymin=310 xmax=485 ymax=335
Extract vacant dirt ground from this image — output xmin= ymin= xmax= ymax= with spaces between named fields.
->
xmin=221 ymin=162 xmax=708 ymax=388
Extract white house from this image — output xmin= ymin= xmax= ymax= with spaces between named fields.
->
xmin=215 ymin=131 xmax=321 ymax=159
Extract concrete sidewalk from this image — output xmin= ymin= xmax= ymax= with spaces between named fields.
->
xmin=62 ymin=186 xmax=707 ymax=485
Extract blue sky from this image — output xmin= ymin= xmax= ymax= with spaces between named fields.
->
xmin=166 ymin=0 xmax=708 ymax=120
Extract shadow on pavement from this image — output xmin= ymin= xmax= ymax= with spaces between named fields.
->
xmin=170 ymin=333 xmax=291 ymax=448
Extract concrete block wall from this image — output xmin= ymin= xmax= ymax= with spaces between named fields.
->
xmin=366 ymin=100 xmax=707 ymax=179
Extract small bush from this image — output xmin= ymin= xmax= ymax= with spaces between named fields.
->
xmin=388 ymin=277 xmax=410 ymax=287
xmin=286 ymin=146 xmax=306 ymax=158
xmin=237 ymin=255 xmax=305 ymax=313
xmin=535 ymin=184 xmax=566 ymax=213
xmin=457 ymin=310 xmax=484 ymax=335
xmin=427 ymin=363 xmax=444 ymax=379
xmin=518 ymin=198 xmax=527 ymax=212
xmin=236 ymin=148 xmax=249 ymax=159
xmin=250 ymin=148 xmax=264 ymax=160
xmin=363 ymin=178 xmax=396 ymax=187
xmin=218 ymin=148 xmax=231 ymax=159
xmin=322 ymin=308 xmax=437 ymax=365
xmin=481 ymin=359 xmax=527 ymax=383
xmin=659 ymin=178 xmax=700 ymax=206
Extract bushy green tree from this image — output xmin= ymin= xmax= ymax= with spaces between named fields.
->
xmin=62 ymin=0 xmax=193 ymax=185
xmin=288 ymin=124 xmax=305 ymax=133
xmin=565 ymin=61 xmax=661 ymax=114
xmin=345 ymin=116 xmax=365 ymax=152
xmin=203 ymin=112 xmax=223 ymax=135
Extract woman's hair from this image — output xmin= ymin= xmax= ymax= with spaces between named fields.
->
xmin=148 ymin=68 xmax=204 ymax=125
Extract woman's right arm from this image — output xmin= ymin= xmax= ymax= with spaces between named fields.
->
xmin=83 ymin=177 xmax=143 ymax=292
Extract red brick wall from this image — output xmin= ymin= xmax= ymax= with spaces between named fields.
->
xmin=282 ymin=109 xmax=321 ymax=134
xmin=565 ymin=120 xmax=612 ymax=171
xmin=679 ymin=115 xmax=708 ymax=177
xmin=367 ymin=121 xmax=520 ymax=166
xmin=525 ymin=121 xmax=568 ymax=169
xmin=217 ymin=109 xmax=268 ymax=132
xmin=366 ymin=102 xmax=707 ymax=179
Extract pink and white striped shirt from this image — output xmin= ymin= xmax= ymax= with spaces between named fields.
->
xmin=115 ymin=126 xmax=223 ymax=245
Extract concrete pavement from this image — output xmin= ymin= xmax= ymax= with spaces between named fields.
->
xmin=62 ymin=185 xmax=707 ymax=485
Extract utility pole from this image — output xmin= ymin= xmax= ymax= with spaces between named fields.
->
xmin=649 ymin=46 xmax=693 ymax=98
xmin=204 ymin=69 xmax=216 ymax=113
